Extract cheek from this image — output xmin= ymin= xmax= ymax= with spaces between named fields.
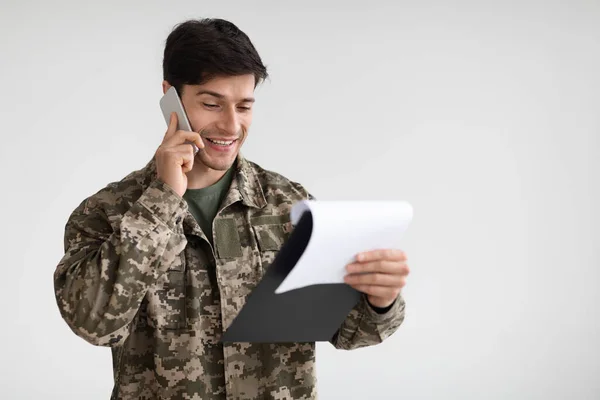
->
xmin=240 ymin=118 xmax=252 ymax=138
xmin=187 ymin=108 xmax=213 ymax=131
xmin=242 ymin=115 xmax=253 ymax=132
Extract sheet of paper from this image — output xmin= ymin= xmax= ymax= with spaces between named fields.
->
xmin=274 ymin=200 xmax=413 ymax=294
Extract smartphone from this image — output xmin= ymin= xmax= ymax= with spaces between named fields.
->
xmin=159 ymin=86 xmax=199 ymax=153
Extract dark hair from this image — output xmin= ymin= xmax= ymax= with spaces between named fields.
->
xmin=162 ymin=18 xmax=268 ymax=95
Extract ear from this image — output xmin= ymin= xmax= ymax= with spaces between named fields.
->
xmin=162 ymin=80 xmax=172 ymax=95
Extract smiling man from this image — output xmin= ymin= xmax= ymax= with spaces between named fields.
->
xmin=53 ymin=18 xmax=410 ymax=400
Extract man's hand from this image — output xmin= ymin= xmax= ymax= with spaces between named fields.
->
xmin=344 ymin=249 xmax=410 ymax=309
xmin=155 ymin=112 xmax=205 ymax=197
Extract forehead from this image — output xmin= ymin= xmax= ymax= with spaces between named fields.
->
xmin=189 ymin=74 xmax=255 ymax=101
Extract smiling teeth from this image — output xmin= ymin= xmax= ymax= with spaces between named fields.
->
xmin=208 ymin=139 xmax=234 ymax=145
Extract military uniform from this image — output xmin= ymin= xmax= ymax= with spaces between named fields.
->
xmin=54 ymin=155 xmax=406 ymax=399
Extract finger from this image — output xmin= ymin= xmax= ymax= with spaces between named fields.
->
xmin=163 ymin=130 xmax=205 ymax=150
xmin=182 ymin=149 xmax=194 ymax=173
xmin=187 ymin=128 xmax=205 ymax=152
xmin=356 ymin=249 xmax=406 ymax=263
xmin=350 ymin=284 xmax=401 ymax=299
xmin=180 ymin=146 xmax=195 ymax=173
xmin=164 ymin=112 xmax=179 ymax=140
xmin=344 ymin=272 xmax=405 ymax=287
xmin=160 ymin=144 xmax=195 ymax=170
xmin=346 ymin=260 xmax=408 ymax=275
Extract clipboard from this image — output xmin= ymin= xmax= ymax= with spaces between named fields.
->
xmin=221 ymin=211 xmax=362 ymax=343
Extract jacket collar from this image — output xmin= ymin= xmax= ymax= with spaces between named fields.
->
xmin=140 ymin=153 xmax=267 ymax=209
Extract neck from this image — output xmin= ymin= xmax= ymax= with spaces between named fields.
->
xmin=186 ymin=162 xmax=229 ymax=189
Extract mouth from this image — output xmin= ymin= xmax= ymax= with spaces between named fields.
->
xmin=205 ymin=138 xmax=237 ymax=146
xmin=203 ymin=137 xmax=239 ymax=152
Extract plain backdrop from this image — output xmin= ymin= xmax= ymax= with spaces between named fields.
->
xmin=1 ymin=0 xmax=599 ymax=399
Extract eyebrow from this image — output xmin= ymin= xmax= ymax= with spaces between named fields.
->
xmin=195 ymin=90 xmax=255 ymax=103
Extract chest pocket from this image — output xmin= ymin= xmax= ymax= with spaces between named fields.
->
xmin=250 ymin=215 xmax=293 ymax=273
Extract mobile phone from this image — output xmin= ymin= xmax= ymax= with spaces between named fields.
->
xmin=159 ymin=86 xmax=199 ymax=153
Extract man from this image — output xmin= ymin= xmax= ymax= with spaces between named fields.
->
xmin=54 ymin=18 xmax=410 ymax=400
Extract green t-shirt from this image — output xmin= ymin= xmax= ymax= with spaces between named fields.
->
xmin=183 ymin=167 xmax=235 ymax=244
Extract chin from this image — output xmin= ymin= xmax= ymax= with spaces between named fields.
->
xmin=196 ymin=152 xmax=236 ymax=171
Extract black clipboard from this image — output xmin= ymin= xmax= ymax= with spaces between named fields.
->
xmin=221 ymin=211 xmax=361 ymax=343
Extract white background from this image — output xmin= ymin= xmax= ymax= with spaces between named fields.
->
xmin=1 ymin=0 xmax=599 ymax=399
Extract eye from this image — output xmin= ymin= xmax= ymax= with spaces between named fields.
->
xmin=238 ymin=106 xmax=252 ymax=111
xmin=203 ymin=103 xmax=219 ymax=109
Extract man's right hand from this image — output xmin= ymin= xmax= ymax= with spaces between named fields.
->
xmin=155 ymin=112 xmax=205 ymax=197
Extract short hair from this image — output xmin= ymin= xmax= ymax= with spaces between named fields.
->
xmin=162 ymin=18 xmax=269 ymax=95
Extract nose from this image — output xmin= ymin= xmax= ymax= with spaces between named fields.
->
xmin=215 ymin=107 xmax=240 ymax=136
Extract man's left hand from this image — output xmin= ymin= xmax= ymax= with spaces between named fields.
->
xmin=344 ymin=249 xmax=410 ymax=309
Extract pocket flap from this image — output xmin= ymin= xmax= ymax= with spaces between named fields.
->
xmin=251 ymin=221 xmax=292 ymax=252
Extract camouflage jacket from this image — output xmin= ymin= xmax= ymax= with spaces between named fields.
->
xmin=54 ymin=155 xmax=406 ymax=400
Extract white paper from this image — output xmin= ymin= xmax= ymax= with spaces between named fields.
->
xmin=274 ymin=200 xmax=413 ymax=294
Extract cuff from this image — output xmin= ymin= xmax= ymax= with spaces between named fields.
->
xmin=137 ymin=179 xmax=188 ymax=230
xmin=368 ymin=298 xmax=396 ymax=314
xmin=363 ymin=293 xmax=404 ymax=323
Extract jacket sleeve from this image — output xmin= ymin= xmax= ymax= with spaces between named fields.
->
xmin=330 ymin=293 xmax=406 ymax=350
xmin=53 ymin=179 xmax=188 ymax=347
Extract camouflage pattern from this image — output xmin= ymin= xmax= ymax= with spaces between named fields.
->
xmin=54 ymin=155 xmax=406 ymax=400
